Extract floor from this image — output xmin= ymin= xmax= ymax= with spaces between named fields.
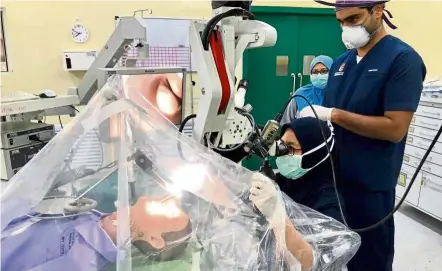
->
xmin=394 ymin=204 xmax=442 ymax=271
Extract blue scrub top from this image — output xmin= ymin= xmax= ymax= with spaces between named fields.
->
xmin=281 ymin=55 xmax=333 ymax=125
xmin=1 ymin=211 xmax=117 ymax=271
xmin=324 ymin=35 xmax=426 ymax=191
xmin=281 ymin=84 xmax=326 ymax=125
xmin=294 ymin=84 xmax=325 ymax=113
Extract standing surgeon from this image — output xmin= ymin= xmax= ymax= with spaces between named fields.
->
xmin=300 ymin=1 xmax=427 ymax=270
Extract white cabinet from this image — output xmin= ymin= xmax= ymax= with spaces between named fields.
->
xmin=415 ymin=105 xmax=442 ymax=120
xmin=405 ymin=144 xmax=442 ymax=166
xmin=397 ymin=101 xmax=442 ymax=222
xmin=419 ymin=172 xmax=442 ymax=220
xmin=411 ymin=114 xmax=440 ymax=130
xmin=408 ymin=125 xmax=442 ymax=143
xmin=406 ymin=134 xmax=442 ymax=154
xmin=396 ymin=164 xmax=422 ymax=207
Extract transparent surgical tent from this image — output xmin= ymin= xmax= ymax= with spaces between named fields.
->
xmin=1 ymin=75 xmax=361 ymax=271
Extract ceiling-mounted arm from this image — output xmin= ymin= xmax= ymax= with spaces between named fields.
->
xmin=74 ymin=17 xmax=147 ymax=105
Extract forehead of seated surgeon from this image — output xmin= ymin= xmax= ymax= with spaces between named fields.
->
xmin=101 ymin=196 xmax=192 ymax=261
xmin=277 ymin=117 xmax=334 ymax=179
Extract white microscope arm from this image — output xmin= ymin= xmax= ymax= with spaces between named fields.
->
xmin=190 ymin=6 xmax=277 ymax=149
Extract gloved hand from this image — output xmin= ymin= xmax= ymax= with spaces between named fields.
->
xmin=249 ymin=172 xmax=286 ymax=228
xmin=300 ymin=105 xmax=334 ymax=121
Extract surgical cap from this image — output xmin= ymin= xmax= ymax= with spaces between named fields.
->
xmin=310 ymin=55 xmax=334 ymax=73
xmin=334 ymin=0 xmax=389 ymax=11
xmin=282 ymin=117 xmax=331 ymax=153
xmin=282 ymin=118 xmax=332 ymax=168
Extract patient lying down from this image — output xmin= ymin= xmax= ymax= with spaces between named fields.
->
xmin=1 ymin=197 xmax=192 ymax=271
xmin=2 ymin=187 xmax=359 ymax=271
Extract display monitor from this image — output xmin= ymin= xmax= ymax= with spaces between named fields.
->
xmin=122 ymin=72 xmax=185 ymax=125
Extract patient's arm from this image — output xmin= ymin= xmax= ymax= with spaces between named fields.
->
xmin=283 ymin=216 xmax=314 ymax=271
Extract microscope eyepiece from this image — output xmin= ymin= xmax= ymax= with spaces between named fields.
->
xmin=274 ymin=141 xmax=291 ymax=157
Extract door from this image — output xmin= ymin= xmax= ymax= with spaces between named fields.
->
xmin=243 ymin=6 xmax=346 ymax=171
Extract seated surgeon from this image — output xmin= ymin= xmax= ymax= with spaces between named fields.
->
xmin=275 ymin=117 xmax=343 ymax=222
xmin=281 ymin=55 xmax=334 ymax=125
xmin=1 ymin=196 xmax=192 ymax=271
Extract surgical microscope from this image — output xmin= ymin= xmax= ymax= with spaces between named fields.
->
xmin=183 ymin=0 xmax=292 ymax=177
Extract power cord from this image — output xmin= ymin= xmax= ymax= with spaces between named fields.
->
xmin=70 ymin=105 xmax=80 ymax=113
xmin=60 ymin=105 xmax=80 ymax=129
xmin=201 ymin=8 xmax=255 ymax=51
xmin=58 ymin=116 xmax=64 ymax=129
xmin=177 ymin=108 xmax=259 ymax=160
xmin=281 ymin=94 xmax=440 ymax=232
xmin=177 ymin=114 xmax=198 ymax=162
xmin=206 ymin=109 xmax=257 ymax=153
xmin=179 ymin=114 xmax=197 ymax=133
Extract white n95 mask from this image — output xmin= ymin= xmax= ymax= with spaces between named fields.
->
xmin=276 ymin=127 xmax=334 ymax=180
xmin=341 ymin=14 xmax=382 ymax=50
xmin=341 ymin=25 xmax=370 ymax=50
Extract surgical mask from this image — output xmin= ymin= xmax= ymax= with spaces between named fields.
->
xmin=341 ymin=12 xmax=381 ymax=50
xmin=276 ymin=126 xmax=334 ymax=179
xmin=310 ymin=74 xmax=328 ymax=89
xmin=341 ymin=25 xmax=370 ymax=49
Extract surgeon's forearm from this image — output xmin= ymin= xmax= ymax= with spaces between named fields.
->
xmin=331 ymin=109 xmax=406 ymax=143
xmin=284 ymin=216 xmax=314 ymax=271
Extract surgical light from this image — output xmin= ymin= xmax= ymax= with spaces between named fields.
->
xmin=145 ymin=200 xmax=182 ymax=218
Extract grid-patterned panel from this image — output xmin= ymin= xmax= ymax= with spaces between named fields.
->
xmin=122 ymin=44 xmax=191 ymax=71
xmin=65 ymin=130 xmax=103 ymax=171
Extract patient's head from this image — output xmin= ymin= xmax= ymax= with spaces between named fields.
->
xmin=101 ymin=196 xmax=192 ymax=261
xmin=276 ymin=117 xmax=334 ymax=179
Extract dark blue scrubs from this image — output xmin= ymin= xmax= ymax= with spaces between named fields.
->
xmin=276 ymin=162 xmax=345 ymax=224
xmin=324 ymin=35 xmax=426 ymax=271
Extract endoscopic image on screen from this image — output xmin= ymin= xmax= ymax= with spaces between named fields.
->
xmin=123 ymin=73 xmax=184 ymax=125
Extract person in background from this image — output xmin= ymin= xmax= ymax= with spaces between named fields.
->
xmin=301 ymin=1 xmax=427 ymax=270
xmin=281 ymin=55 xmax=334 ymax=125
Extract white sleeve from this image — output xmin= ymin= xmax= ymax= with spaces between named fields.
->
xmin=283 ymin=246 xmax=302 ymax=271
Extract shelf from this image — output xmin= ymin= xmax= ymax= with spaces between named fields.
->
xmin=1 ymin=95 xmax=79 ymax=116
